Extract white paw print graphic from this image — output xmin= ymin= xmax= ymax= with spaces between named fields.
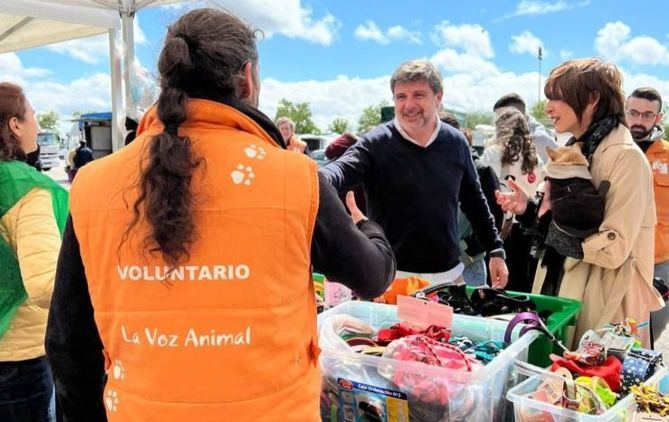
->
xmin=231 ymin=164 xmax=255 ymax=186
xmin=244 ymin=144 xmax=266 ymax=159
xmin=105 ymin=389 xmax=119 ymax=412
xmin=112 ymin=359 xmax=125 ymax=380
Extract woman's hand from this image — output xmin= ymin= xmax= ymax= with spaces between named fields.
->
xmin=495 ymin=178 xmax=529 ymax=215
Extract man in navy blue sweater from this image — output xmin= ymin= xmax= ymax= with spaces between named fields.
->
xmin=320 ymin=60 xmax=508 ymax=287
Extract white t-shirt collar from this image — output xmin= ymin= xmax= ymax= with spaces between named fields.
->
xmin=393 ymin=115 xmax=440 ymax=148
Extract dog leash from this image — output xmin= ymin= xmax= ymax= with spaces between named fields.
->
xmin=504 ymin=311 xmax=569 ymax=353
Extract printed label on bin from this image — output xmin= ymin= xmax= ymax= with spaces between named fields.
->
xmin=331 ymin=378 xmax=409 ymax=422
xmin=397 ymin=295 xmax=453 ymax=330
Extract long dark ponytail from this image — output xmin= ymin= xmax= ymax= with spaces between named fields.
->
xmin=125 ymin=9 xmax=259 ymax=268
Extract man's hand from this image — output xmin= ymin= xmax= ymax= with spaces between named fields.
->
xmin=488 ymin=257 xmax=509 ymax=289
xmin=346 ymin=191 xmax=367 ymax=224
xmin=495 ymin=178 xmax=529 ymax=215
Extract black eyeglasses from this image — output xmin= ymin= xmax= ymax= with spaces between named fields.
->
xmin=625 ymin=109 xmax=657 ymax=121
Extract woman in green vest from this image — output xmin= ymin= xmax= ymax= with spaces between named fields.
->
xmin=0 ymin=82 xmax=68 ymax=421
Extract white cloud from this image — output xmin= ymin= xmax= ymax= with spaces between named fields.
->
xmin=206 ymin=0 xmax=341 ymax=46
xmin=560 ymin=49 xmax=574 ymax=60
xmin=497 ymin=0 xmax=589 ymax=21
xmin=595 ymin=22 xmax=669 ymax=67
xmin=0 ymin=53 xmax=50 ymax=83
xmin=26 ymin=73 xmax=111 ymax=117
xmin=431 ymin=49 xmax=499 ymax=78
xmin=45 ymin=36 xmax=108 ymax=65
xmin=259 ymin=75 xmax=390 ymax=132
xmin=514 ymin=0 xmax=567 ymax=16
xmin=509 ymin=31 xmax=545 ymax=56
xmin=44 ymin=17 xmax=147 ymax=65
xmin=387 ymin=25 xmax=421 ymax=44
xmin=354 ymin=21 xmax=421 ymax=45
xmin=595 ymin=21 xmax=631 ymax=59
xmin=353 ymin=21 xmax=384 ymax=44
xmin=442 ymin=70 xmax=545 ymax=113
xmin=431 ymin=21 xmax=493 ymax=58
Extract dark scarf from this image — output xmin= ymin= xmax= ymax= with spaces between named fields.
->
xmin=566 ymin=115 xmax=618 ymax=165
xmin=540 ymin=115 xmax=617 ymax=296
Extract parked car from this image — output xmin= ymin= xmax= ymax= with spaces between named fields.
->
xmin=36 ymin=131 xmax=61 ymax=171
xmin=311 ymin=149 xmax=330 ymax=167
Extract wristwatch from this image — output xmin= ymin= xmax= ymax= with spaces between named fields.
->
xmin=489 ymin=248 xmax=506 ymax=260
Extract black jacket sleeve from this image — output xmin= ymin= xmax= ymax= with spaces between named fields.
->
xmin=319 ymin=137 xmax=372 ymax=193
xmin=45 ymin=216 xmax=107 ymax=422
xmin=462 ymin=162 xmax=504 ymax=256
xmin=517 ymin=198 xmax=541 ymax=228
xmin=477 ymin=164 xmax=504 ymax=231
xmin=459 ymin=150 xmax=504 ymax=253
xmin=311 ymin=173 xmax=396 ymax=299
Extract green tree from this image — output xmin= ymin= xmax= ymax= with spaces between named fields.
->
xmin=463 ymin=112 xmax=493 ymax=129
xmin=357 ymin=100 xmax=389 ymax=132
xmin=328 ymin=117 xmax=350 ymax=134
xmin=530 ymin=100 xmax=551 ymax=126
xmin=274 ymin=98 xmax=321 ymax=134
xmin=37 ymin=110 xmax=59 ymax=130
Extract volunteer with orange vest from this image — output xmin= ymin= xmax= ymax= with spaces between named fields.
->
xmin=626 ymin=87 xmax=669 ymax=342
xmin=45 ymin=9 xmax=395 ymax=422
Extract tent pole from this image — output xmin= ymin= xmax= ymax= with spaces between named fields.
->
xmin=121 ymin=0 xmax=136 ymax=131
xmin=109 ymin=28 xmax=123 ymax=151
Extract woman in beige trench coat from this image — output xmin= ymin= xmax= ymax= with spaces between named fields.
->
xmin=497 ymin=59 xmax=664 ymax=348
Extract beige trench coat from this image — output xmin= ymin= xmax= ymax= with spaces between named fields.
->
xmin=533 ymin=124 xmax=665 ymax=347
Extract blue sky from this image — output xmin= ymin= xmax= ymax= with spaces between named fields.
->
xmin=2 ymin=0 xmax=669 ymax=132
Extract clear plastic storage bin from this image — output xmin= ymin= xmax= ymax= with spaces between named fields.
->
xmin=317 ymin=301 xmax=539 ymax=422
xmin=506 ymin=370 xmax=638 ymax=421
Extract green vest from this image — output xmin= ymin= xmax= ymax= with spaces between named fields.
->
xmin=0 ymin=161 xmax=68 ymax=339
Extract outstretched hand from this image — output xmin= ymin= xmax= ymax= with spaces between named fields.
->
xmin=346 ymin=191 xmax=367 ymax=224
xmin=495 ymin=178 xmax=529 ymax=215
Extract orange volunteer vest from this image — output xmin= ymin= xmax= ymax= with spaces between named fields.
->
xmin=647 ymin=139 xmax=669 ymax=263
xmin=70 ymin=99 xmax=321 ymax=421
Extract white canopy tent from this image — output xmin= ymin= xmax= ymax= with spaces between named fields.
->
xmin=0 ymin=0 xmax=182 ymax=151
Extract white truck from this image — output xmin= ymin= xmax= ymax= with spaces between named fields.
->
xmin=37 ymin=131 xmax=61 ymax=171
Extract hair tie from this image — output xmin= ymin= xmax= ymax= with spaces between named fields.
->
xmin=164 ymin=123 xmax=179 ymax=136
xmin=173 ymin=33 xmax=198 ymax=51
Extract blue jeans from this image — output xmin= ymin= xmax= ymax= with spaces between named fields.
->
xmin=0 ymin=356 xmax=54 ymax=421
xmin=463 ymin=259 xmax=487 ymax=287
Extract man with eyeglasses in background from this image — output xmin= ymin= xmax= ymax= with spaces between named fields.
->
xmin=626 ymin=87 xmax=669 ymax=343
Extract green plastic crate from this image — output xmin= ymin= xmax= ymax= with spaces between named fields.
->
xmin=466 ymin=287 xmax=581 ymax=367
